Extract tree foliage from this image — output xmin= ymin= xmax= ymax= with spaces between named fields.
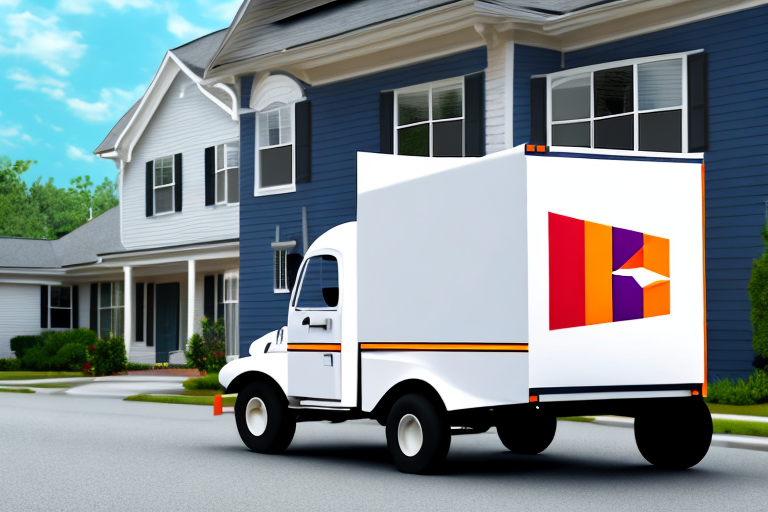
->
xmin=0 ymin=156 xmax=119 ymax=239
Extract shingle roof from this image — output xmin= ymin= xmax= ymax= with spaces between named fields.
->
xmin=93 ymin=99 xmax=141 ymax=155
xmin=0 ymin=206 xmax=124 ymax=269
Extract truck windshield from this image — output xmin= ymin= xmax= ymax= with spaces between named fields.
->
xmin=296 ymin=255 xmax=339 ymax=309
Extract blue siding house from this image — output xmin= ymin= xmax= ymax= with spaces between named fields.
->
xmin=202 ymin=0 xmax=768 ymax=380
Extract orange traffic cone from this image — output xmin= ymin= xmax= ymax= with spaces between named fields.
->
xmin=213 ymin=394 xmax=223 ymax=416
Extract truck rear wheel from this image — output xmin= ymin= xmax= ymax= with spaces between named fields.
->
xmin=235 ymin=381 xmax=296 ymax=454
xmin=496 ymin=409 xmax=557 ymax=454
xmin=634 ymin=397 xmax=712 ymax=469
xmin=385 ymin=394 xmax=451 ymax=474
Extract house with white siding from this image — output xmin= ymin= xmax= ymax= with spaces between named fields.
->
xmin=199 ymin=0 xmax=768 ymax=381
xmin=0 ymin=30 xmax=242 ymax=364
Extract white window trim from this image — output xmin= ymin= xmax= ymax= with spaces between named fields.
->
xmin=541 ymin=50 xmax=703 ymax=154
xmin=393 ymin=77 xmax=465 ymax=157
xmin=48 ymin=285 xmax=73 ymax=330
xmin=274 ymin=249 xmax=289 ymax=294
xmin=254 ymin=103 xmax=297 ymax=197
xmin=215 ymin=142 xmax=240 ymax=206
xmin=153 ymin=156 xmax=175 ymax=216
xmin=98 ymin=282 xmax=125 ymax=339
xmin=223 ymin=270 xmax=239 ymax=358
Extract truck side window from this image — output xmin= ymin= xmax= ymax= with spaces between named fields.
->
xmin=296 ymin=255 xmax=339 ymax=309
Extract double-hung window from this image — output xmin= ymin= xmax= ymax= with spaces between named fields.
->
xmin=257 ymin=105 xmax=294 ymax=193
xmin=547 ymin=53 xmax=695 ymax=153
xmin=153 ymin=156 xmax=175 ymax=214
xmin=99 ymin=282 xmax=124 ymax=340
xmin=223 ymin=272 xmax=239 ymax=358
xmin=50 ymin=286 xmax=72 ymax=329
xmin=215 ymin=143 xmax=239 ymax=205
xmin=395 ymin=80 xmax=464 ymax=157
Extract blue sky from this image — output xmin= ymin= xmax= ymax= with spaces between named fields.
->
xmin=0 ymin=0 xmax=240 ymax=187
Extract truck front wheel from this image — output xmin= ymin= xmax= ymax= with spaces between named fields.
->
xmin=496 ymin=409 xmax=557 ymax=454
xmin=634 ymin=397 xmax=712 ymax=469
xmin=235 ymin=381 xmax=296 ymax=454
xmin=386 ymin=394 xmax=451 ymax=474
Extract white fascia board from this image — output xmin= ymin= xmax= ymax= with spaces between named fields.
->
xmin=167 ymin=51 xmax=238 ymax=120
xmin=204 ymin=0 xmax=252 ymax=79
xmin=98 ymin=242 xmax=239 ymax=264
xmin=114 ymin=53 xmax=179 ymax=163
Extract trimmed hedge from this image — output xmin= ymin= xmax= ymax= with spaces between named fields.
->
xmin=0 ymin=358 xmax=22 ymax=371
xmin=749 ymin=228 xmax=768 ymax=358
xmin=183 ymin=373 xmax=223 ymax=391
xmin=10 ymin=335 xmax=42 ymax=359
xmin=18 ymin=329 xmax=98 ymax=371
xmin=707 ymin=370 xmax=768 ymax=405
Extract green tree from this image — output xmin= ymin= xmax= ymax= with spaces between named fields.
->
xmin=0 ymin=157 xmax=119 ymax=240
xmin=750 ymin=226 xmax=768 ymax=358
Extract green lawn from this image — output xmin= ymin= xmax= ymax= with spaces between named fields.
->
xmin=124 ymin=394 xmax=236 ymax=406
xmin=0 ymin=371 xmax=84 ymax=380
xmin=558 ymin=416 xmax=596 ymax=423
xmin=713 ymin=419 xmax=768 ymax=437
xmin=707 ymin=402 xmax=768 ymax=417
xmin=0 ymin=387 xmax=35 ymax=394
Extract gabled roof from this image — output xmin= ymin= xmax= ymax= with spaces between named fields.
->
xmin=94 ymin=29 xmax=235 ymax=160
xmin=0 ymin=206 xmax=124 ymax=269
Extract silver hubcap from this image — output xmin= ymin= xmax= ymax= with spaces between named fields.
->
xmin=245 ymin=397 xmax=268 ymax=437
xmin=398 ymin=414 xmax=423 ymax=457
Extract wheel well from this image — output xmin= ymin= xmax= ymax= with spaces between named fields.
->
xmin=225 ymin=371 xmax=282 ymax=397
xmin=371 ymin=379 xmax=446 ymax=425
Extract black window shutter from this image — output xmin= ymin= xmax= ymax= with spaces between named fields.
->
xmin=688 ymin=52 xmax=708 ymax=153
xmin=204 ymin=147 xmax=215 ymax=206
xmin=295 ymin=101 xmax=312 ymax=184
xmin=464 ymin=72 xmax=485 ymax=157
xmin=174 ymin=153 xmax=183 ymax=212
xmin=530 ymin=77 xmax=547 ymax=146
xmin=204 ymin=275 xmax=215 ymax=320
xmin=40 ymin=285 xmax=48 ymax=329
xmin=380 ymin=91 xmax=394 ymax=154
xmin=90 ymin=283 xmax=98 ymax=332
xmin=72 ymin=285 xmax=79 ymax=329
xmin=146 ymin=284 xmax=154 ymax=347
xmin=145 ymin=161 xmax=153 ymax=217
xmin=136 ymin=283 xmax=144 ymax=342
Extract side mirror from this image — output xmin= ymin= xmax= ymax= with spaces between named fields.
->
xmin=286 ymin=253 xmax=303 ymax=292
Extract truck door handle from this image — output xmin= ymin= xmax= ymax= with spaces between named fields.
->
xmin=302 ymin=317 xmax=331 ymax=330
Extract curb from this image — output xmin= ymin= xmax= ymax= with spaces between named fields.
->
xmin=586 ymin=415 xmax=768 ymax=453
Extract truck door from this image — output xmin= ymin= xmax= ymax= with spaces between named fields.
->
xmin=287 ymin=254 xmax=342 ymax=401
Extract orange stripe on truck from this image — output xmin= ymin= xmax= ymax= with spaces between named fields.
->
xmin=287 ymin=344 xmax=341 ymax=352
xmin=360 ymin=343 xmax=528 ymax=352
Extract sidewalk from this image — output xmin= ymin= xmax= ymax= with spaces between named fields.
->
xmin=0 ymin=375 xmax=188 ymax=399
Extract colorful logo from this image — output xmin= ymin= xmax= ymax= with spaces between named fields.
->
xmin=549 ymin=212 xmax=670 ymax=330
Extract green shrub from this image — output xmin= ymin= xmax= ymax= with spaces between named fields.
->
xmin=9 ymin=335 xmax=42 ymax=358
xmin=0 ymin=358 xmax=22 ymax=371
xmin=41 ymin=329 xmax=98 ymax=358
xmin=185 ymin=317 xmax=226 ymax=374
xmin=52 ymin=343 xmax=88 ymax=372
xmin=88 ymin=337 xmax=127 ymax=376
xmin=21 ymin=346 xmax=49 ymax=371
xmin=183 ymin=373 xmax=223 ymax=391
xmin=126 ymin=362 xmax=154 ymax=371
xmin=749 ymin=227 xmax=768 ymax=358
xmin=706 ymin=369 xmax=768 ymax=405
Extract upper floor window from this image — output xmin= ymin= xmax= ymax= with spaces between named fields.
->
xmin=545 ymin=52 xmax=703 ymax=153
xmin=395 ymin=79 xmax=464 ymax=157
xmin=251 ymin=74 xmax=309 ymax=196
xmin=154 ymin=155 xmax=175 ymax=214
xmin=215 ymin=142 xmax=239 ymax=205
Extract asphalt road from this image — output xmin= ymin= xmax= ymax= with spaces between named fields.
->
xmin=1 ymin=393 xmax=766 ymax=512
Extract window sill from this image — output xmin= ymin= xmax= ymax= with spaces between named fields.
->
xmin=153 ymin=210 xmax=176 ymax=218
xmin=255 ymin=184 xmax=296 ymax=197
xmin=274 ymin=289 xmax=290 ymax=294
xmin=547 ymin=146 xmax=704 ymax=161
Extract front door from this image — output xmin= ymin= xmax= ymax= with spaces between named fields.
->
xmin=287 ymin=254 xmax=342 ymax=400
xmin=155 ymin=282 xmax=179 ymax=364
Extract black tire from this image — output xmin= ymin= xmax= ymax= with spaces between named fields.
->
xmin=634 ymin=398 xmax=712 ymax=469
xmin=385 ymin=394 xmax=451 ymax=474
xmin=497 ymin=409 xmax=557 ymax=454
xmin=235 ymin=381 xmax=296 ymax=454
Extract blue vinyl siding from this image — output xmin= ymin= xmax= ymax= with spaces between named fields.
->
xmin=238 ymin=48 xmax=487 ymax=356
xmin=514 ymin=5 xmax=768 ymax=379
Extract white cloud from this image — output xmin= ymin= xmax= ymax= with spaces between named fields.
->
xmin=0 ymin=139 xmax=20 ymax=148
xmin=66 ymin=85 xmax=144 ymax=122
xmin=167 ymin=11 xmax=208 ymax=39
xmin=21 ymin=133 xmax=33 ymax=142
xmin=197 ymin=0 xmax=241 ymax=22
xmin=8 ymin=69 xmax=68 ymax=91
xmin=34 ymin=114 xmax=43 ymax=123
xmin=0 ymin=126 xmax=20 ymax=137
xmin=0 ymin=0 xmax=21 ymax=7
xmin=51 ymin=125 xmax=63 ymax=132
xmin=0 ymin=12 xmax=87 ymax=76
xmin=66 ymin=145 xmax=95 ymax=163
xmin=58 ymin=0 xmax=160 ymax=14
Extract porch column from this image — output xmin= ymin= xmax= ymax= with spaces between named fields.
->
xmin=124 ymin=266 xmax=133 ymax=358
xmin=187 ymin=259 xmax=196 ymax=349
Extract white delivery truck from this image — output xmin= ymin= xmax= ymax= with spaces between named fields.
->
xmin=219 ymin=145 xmax=711 ymax=474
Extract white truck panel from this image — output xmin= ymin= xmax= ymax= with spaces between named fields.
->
xmin=526 ymin=155 xmax=705 ymax=390
xmin=357 ymin=150 xmax=529 ymax=344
